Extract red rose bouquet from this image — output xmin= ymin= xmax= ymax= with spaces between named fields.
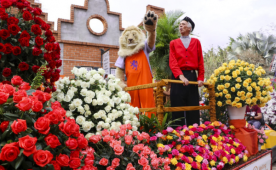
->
xmin=0 ymin=0 xmax=61 ymax=93
xmin=87 ymin=124 xmax=170 ymax=170
xmin=0 ymin=76 xmax=90 ymax=170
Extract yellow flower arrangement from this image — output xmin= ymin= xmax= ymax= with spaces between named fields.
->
xmin=203 ymin=60 xmax=272 ymax=109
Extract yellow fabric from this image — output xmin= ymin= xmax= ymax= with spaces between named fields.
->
xmin=261 ymin=130 xmax=276 ymax=149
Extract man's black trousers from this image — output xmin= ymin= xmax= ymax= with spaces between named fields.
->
xmin=170 ymin=70 xmax=199 ymax=127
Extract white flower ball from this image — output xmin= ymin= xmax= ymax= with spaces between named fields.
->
xmin=77 ymin=106 xmax=85 ymax=115
xmin=86 ymin=91 xmax=95 ymax=98
xmin=70 ymin=87 xmax=78 ymax=93
xmin=105 ymin=106 xmax=111 ymax=113
xmin=72 ymin=98 xmax=83 ymax=107
xmin=84 ymin=104 xmax=90 ymax=111
xmin=69 ymin=104 xmax=76 ymax=112
xmin=82 ymin=121 xmax=94 ymax=132
xmin=92 ymin=99 xmax=98 ymax=106
xmin=57 ymin=92 xmax=65 ymax=102
xmin=89 ymin=78 xmax=95 ymax=84
xmin=80 ymin=89 xmax=88 ymax=96
xmin=81 ymin=82 xmax=90 ymax=89
xmin=84 ymin=97 xmax=92 ymax=104
xmin=63 ymin=95 xmax=72 ymax=102
xmin=98 ymin=68 xmax=105 ymax=75
xmin=75 ymin=80 xmax=82 ymax=86
xmin=66 ymin=111 xmax=72 ymax=117
xmin=93 ymin=73 xmax=102 ymax=81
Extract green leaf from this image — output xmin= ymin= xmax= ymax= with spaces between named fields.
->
xmin=25 ymin=128 xmax=33 ymax=134
xmin=46 ymin=164 xmax=55 ymax=170
xmin=15 ymin=154 xmax=24 ymax=169
xmin=1 ymin=129 xmax=11 ymax=140
xmin=36 ymin=143 xmax=42 ymax=150
xmin=4 ymin=112 xmax=19 ymax=118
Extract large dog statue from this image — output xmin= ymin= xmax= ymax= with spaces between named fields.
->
xmin=115 ymin=11 xmax=158 ymax=116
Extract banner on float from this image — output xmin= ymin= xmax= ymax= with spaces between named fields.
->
xmin=240 ymin=153 xmax=271 ymax=170
xmin=103 ymin=51 xmax=110 ymax=74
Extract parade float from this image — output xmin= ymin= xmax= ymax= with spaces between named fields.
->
xmin=0 ymin=0 xmax=275 ymax=170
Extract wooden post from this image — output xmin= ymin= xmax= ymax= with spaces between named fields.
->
xmin=207 ymin=84 xmax=217 ymax=122
xmin=156 ymin=81 xmax=165 ymax=123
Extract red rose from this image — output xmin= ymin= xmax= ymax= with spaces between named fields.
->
xmin=33 ymin=150 xmax=53 ymax=167
xmin=56 ymin=60 xmax=62 ymax=68
xmin=11 ymin=119 xmax=27 ymax=134
xmin=111 ymin=158 xmax=120 ymax=168
xmin=1 ymin=81 xmax=10 ymax=85
xmin=22 ymin=10 xmax=33 ymax=21
xmin=31 ymin=24 xmax=42 ymax=35
xmin=0 ymin=142 xmax=20 ymax=162
xmin=99 ymin=158 xmax=108 ymax=166
xmin=4 ymin=43 xmax=12 ymax=54
xmin=34 ymin=117 xmax=50 ymax=135
xmin=0 ymin=84 xmax=15 ymax=96
xmin=65 ymin=137 xmax=78 ymax=150
xmin=51 ymin=101 xmax=61 ymax=110
xmin=48 ymin=60 xmax=56 ymax=69
xmin=12 ymin=46 xmax=21 ymax=55
xmin=43 ymin=53 xmax=52 ymax=62
xmin=15 ymin=97 xmax=32 ymax=111
xmin=70 ymin=151 xmax=80 ymax=158
xmin=47 ymin=36 xmax=56 ymax=43
xmin=32 ymin=65 xmax=40 ymax=73
xmin=45 ymin=134 xmax=61 ymax=148
xmin=32 ymin=90 xmax=51 ymax=103
xmin=35 ymin=36 xmax=44 ymax=46
xmin=45 ymin=43 xmax=54 ymax=51
xmin=56 ymin=154 xmax=69 ymax=167
xmin=89 ymin=135 xmax=101 ymax=144
xmin=0 ymin=43 xmax=6 ymax=52
xmin=0 ymin=121 xmax=9 ymax=132
xmin=32 ymin=47 xmax=42 ymax=56
xmin=19 ymin=37 xmax=30 ymax=47
xmin=77 ymin=135 xmax=88 ymax=149
xmin=69 ymin=158 xmax=81 ymax=169
xmin=20 ymin=30 xmax=31 ymax=39
xmin=53 ymin=107 xmax=66 ymax=117
xmin=1 ymin=0 xmax=12 ymax=8
xmin=13 ymin=90 xmax=27 ymax=103
xmin=16 ymin=2 xmax=24 ymax=9
xmin=0 ymin=165 xmax=6 ymax=170
xmin=7 ymin=17 xmax=19 ymax=25
xmin=33 ymin=7 xmax=42 ymax=16
xmin=8 ymin=24 xmax=21 ymax=35
xmin=45 ymin=30 xmax=53 ymax=37
xmin=32 ymin=100 xmax=43 ymax=112
xmin=18 ymin=62 xmax=29 ymax=71
xmin=2 ymin=68 xmax=11 ymax=77
xmin=11 ymin=75 xmax=23 ymax=85
xmin=18 ymin=135 xmax=37 ymax=157
xmin=0 ymin=92 xmax=9 ymax=104
xmin=41 ymin=23 xmax=50 ymax=30
xmin=59 ymin=119 xmax=80 ymax=137
xmin=50 ymin=161 xmax=61 ymax=170
xmin=34 ymin=16 xmax=43 ymax=25
xmin=0 ymin=29 xmax=10 ymax=40
xmin=113 ymin=144 xmax=124 ymax=155
xmin=19 ymin=82 xmax=31 ymax=90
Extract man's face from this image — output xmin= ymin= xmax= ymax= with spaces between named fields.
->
xmin=179 ymin=20 xmax=191 ymax=35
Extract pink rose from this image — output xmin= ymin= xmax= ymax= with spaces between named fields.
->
xmin=113 ymin=144 xmax=124 ymax=155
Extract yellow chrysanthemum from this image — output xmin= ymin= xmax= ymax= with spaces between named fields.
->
xmin=247 ymin=71 xmax=252 ymax=76
xmin=243 ymin=81 xmax=249 ymax=87
xmin=236 ymin=103 xmax=242 ymax=108
xmin=235 ymin=84 xmax=241 ymax=89
xmin=223 ymin=89 xmax=228 ymax=94
xmin=234 ymin=97 xmax=240 ymax=102
xmin=222 ymin=157 xmax=228 ymax=164
xmin=185 ymin=163 xmax=192 ymax=170
xmin=247 ymin=86 xmax=252 ymax=92
xmin=246 ymin=92 xmax=253 ymax=98
xmin=215 ymin=93 xmax=219 ymax=97
xmin=210 ymin=160 xmax=216 ymax=166
xmin=220 ymin=75 xmax=224 ymax=80
xmin=231 ymin=87 xmax=235 ymax=92
xmin=195 ymin=155 xmax=203 ymax=163
xmin=237 ymin=91 xmax=242 ymax=96
xmin=243 ymin=155 xmax=248 ymax=162
xmin=217 ymin=101 xmax=222 ymax=107
xmin=225 ymin=69 xmax=230 ymax=74
xmin=166 ymin=135 xmax=173 ymax=140
xmin=246 ymin=98 xmax=252 ymax=105
xmin=241 ymin=96 xmax=246 ymax=101
xmin=225 ymin=94 xmax=231 ymax=99
xmin=157 ymin=143 xmax=165 ymax=148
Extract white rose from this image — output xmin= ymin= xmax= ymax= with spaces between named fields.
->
xmin=108 ymin=100 xmax=114 ymax=107
xmin=75 ymin=80 xmax=82 ymax=86
xmin=86 ymin=91 xmax=95 ymax=98
xmin=57 ymin=83 xmax=64 ymax=89
xmin=90 ymin=70 xmax=97 ymax=75
xmin=63 ymin=95 xmax=72 ymax=102
xmin=76 ymin=116 xmax=86 ymax=125
xmin=71 ymin=80 xmax=76 ymax=85
xmin=85 ymin=133 xmax=94 ymax=140
xmin=98 ymin=121 xmax=105 ymax=126
xmin=105 ymin=106 xmax=111 ymax=113
xmin=96 ymin=124 xmax=102 ymax=131
xmin=102 ymin=123 xmax=110 ymax=129
xmin=64 ymin=77 xmax=71 ymax=85
xmin=67 ymin=90 xmax=75 ymax=97
xmin=57 ymin=93 xmax=64 ymax=102
xmin=92 ymin=99 xmax=98 ymax=106
xmin=56 ymin=89 xmax=61 ymax=93
xmin=97 ymin=99 xmax=104 ymax=106
xmin=78 ymin=106 xmax=85 ymax=114
xmin=132 ymin=126 xmax=138 ymax=131
xmin=98 ymin=68 xmax=105 ymax=75
xmin=89 ymin=78 xmax=95 ymax=84
xmin=105 ymin=118 xmax=111 ymax=123
xmin=105 ymin=91 xmax=112 ymax=97
xmin=133 ymin=107 xmax=139 ymax=114
xmin=72 ymin=98 xmax=83 ymax=107
xmin=84 ymin=104 xmax=90 ymax=111
xmin=120 ymin=103 xmax=126 ymax=109
xmin=69 ymin=104 xmax=76 ymax=111
xmin=66 ymin=111 xmax=72 ymax=117
xmin=93 ymin=113 xmax=101 ymax=119
xmin=84 ymin=97 xmax=92 ymax=104
xmin=108 ymin=74 xmax=115 ymax=79
xmin=99 ymin=79 xmax=106 ymax=85
xmin=108 ymin=113 xmax=115 ymax=121
xmin=93 ymin=73 xmax=102 ymax=80
xmin=121 ymin=94 xmax=128 ymax=102
xmin=102 ymin=96 xmax=110 ymax=104
xmin=85 ymin=111 xmax=91 ymax=117
xmin=82 ymin=121 xmax=94 ymax=132
xmin=81 ymin=82 xmax=90 ymax=89
xmin=70 ymin=87 xmax=78 ymax=92
xmin=80 ymin=89 xmax=88 ymax=96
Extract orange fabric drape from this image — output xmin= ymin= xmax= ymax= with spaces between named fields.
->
xmin=229 ymin=119 xmax=258 ymax=157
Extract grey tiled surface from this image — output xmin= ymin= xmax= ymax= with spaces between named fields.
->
xmin=273 ymin=162 xmax=276 ymax=170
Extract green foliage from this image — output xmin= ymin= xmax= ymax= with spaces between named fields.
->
xmin=30 ymin=65 xmax=47 ymax=90
xmin=150 ymin=10 xmax=185 ymax=80
xmin=203 ymin=47 xmax=228 ymax=80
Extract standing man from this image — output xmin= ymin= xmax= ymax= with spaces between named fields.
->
xmin=169 ymin=16 xmax=204 ymax=126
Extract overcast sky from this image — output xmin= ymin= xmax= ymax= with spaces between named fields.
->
xmin=35 ymin=0 xmax=276 ymax=52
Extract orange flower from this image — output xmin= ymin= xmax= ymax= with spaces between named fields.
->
xmin=176 ymin=153 xmax=184 ymax=160
xmin=176 ymin=144 xmax=182 ymax=150
xmin=189 ymin=131 xmax=194 ymax=135
xmin=176 ymin=167 xmax=182 ymax=170
xmin=213 ymin=121 xmax=220 ymax=126
xmin=213 ymin=148 xmax=218 ymax=152
xmin=176 ymin=133 xmax=181 ymax=137
xmin=198 ymin=140 xmax=205 ymax=147
xmin=209 ymin=152 xmax=213 ymax=156
xmin=197 ymin=162 xmax=201 ymax=169
xmin=188 ymin=157 xmax=194 ymax=163
xmin=218 ymin=145 xmax=223 ymax=150
xmin=161 ymin=136 xmax=166 ymax=141
xmin=184 ymin=136 xmax=190 ymax=140
xmin=200 ymin=124 xmax=206 ymax=128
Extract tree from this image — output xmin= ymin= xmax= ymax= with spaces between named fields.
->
xmin=149 ymin=10 xmax=184 ymax=80
xmin=227 ymin=31 xmax=276 ymax=75
xmin=203 ymin=47 xmax=228 ymax=80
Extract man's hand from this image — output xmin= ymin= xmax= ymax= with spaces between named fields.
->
xmin=179 ymin=75 xmax=189 ymax=86
xmin=198 ymin=80 xmax=203 ymax=87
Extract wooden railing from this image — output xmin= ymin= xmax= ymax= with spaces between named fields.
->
xmin=124 ymin=79 xmax=217 ymax=123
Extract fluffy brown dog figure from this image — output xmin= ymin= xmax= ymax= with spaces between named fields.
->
xmin=115 ymin=11 xmax=158 ymax=115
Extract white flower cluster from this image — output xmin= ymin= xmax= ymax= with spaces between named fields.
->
xmin=261 ymin=90 xmax=276 ymax=125
xmin=51 ymin=67 xmax=140 ymax=136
